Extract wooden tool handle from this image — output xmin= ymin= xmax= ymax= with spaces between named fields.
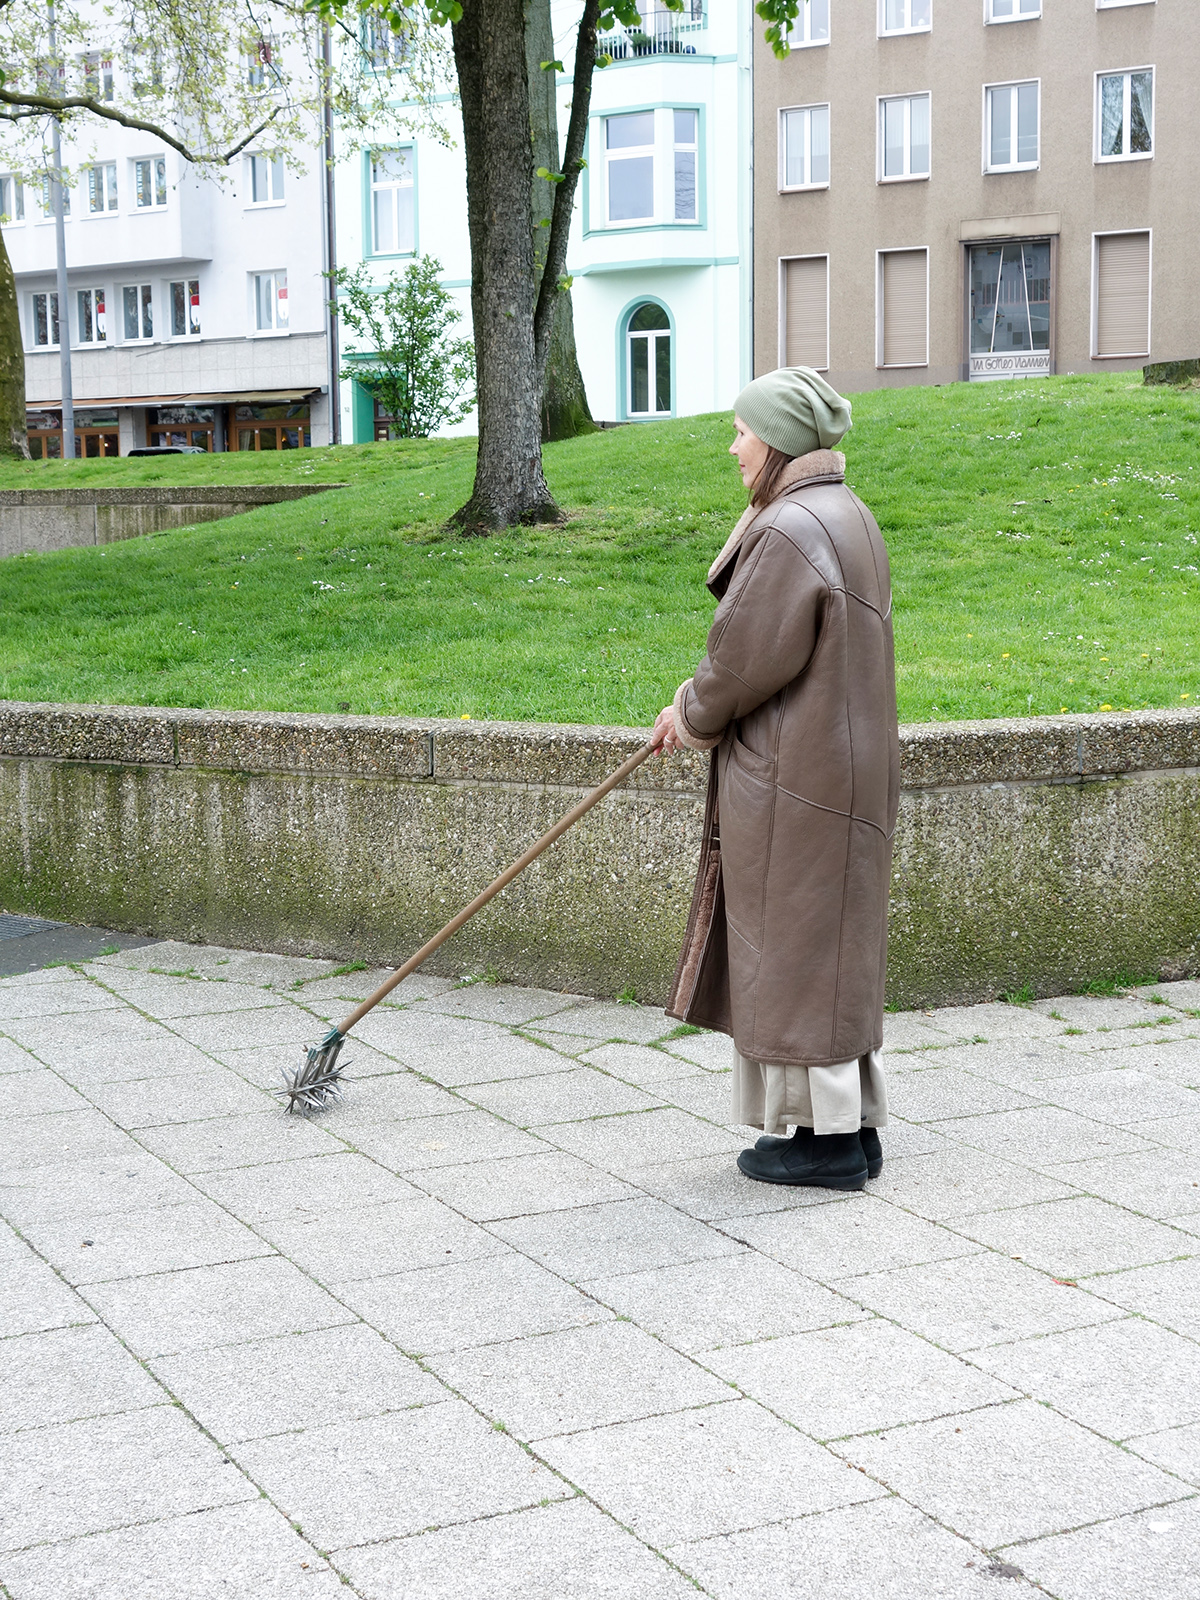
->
xmin=335 ymin=739 xmax=660 ymax=1037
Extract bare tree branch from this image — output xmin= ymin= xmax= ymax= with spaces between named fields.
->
xmin=0 ymin=83 xmax=277 ymax=163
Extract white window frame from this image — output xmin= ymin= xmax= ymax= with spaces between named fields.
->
xmin=1091 ymin=228 xmax=1152 ymax=359
xmin=791 ymin=0 xmax=830 ymax=47
xmin=168 ymin=278 xmax=201 ymax=339
xmin=985 ymin=0 xmax=1040 ymax=22
xmin=75 ymin=286 xmax=108 ymax=345
xmin=39 ymin=175 xmax=70 ymax=219
xmin=121 ymin=283 xmax=154 ymax=342
xmin=878 ymin=0 xmax=932 ymax=38
xmin=984 ymin=80 xmax=1040 ymax=173
xmin=85 ymin=162 xmax=118 ymax=215
xmin=778 ymin=104 xmax=831 ymax=193
xmin=875 ymin=246 xmax=930 ymax=369
xmin=133 ymin=157 xmax=167 ymax=210
xmin=672 ymin=108 xmax=698 ymax=223
xmin=252 ymin=270 xmax=288 ymax=334
xmin=878 ymin=93 xmax=931 ymax=183
xmin=0 ymin=174 xmax=24 ymax=224
xmin=247 ymin=153 xmax=285 ymax=207
xmin=369 ymin=148 xmax=415 ymax=255
xmin=29 ymin=291 xmax=60 ymax=349
xmin=1094 ymin=67 xmax=1154 ymax=163
xmin=778 ymin=254 xmax=831 ymax=372
xmin=1096 ymin=1 xmax=1154 ymax=10
xmin=604 ymin=110 xmax=657 ymax=227
xmin=79 ymin=51 xmax=114 ymax=101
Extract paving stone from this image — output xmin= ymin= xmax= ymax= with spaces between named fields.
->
xmin=881 ymin=1012 xmax=960 ymax=1050
xmin=2 ymin=1008 xmax=169 ymax=1061
xmin=1127 ymin=1422 xmax=1200 ymax=1484
xmin=89 ymin=973 xmax=282 ymax=1018
xmin=530 ymin=1001 xmax=671 ymax=1045
xmin=1054 ymin=1024 xmax=1200 ymax=1057
xmin=1033 ymin=996 xmax=1168 ymax=1030
xmin=869 ymin=1146 xmax=1079 ymax=1220
xmin=863 ymin=1118 xmax=956 ymax=1159
xmin=82 ymin=1256 xmax=354 ymax=1358
xmin=0 ymin=1500 xmax=341 ymax=1600
xmin=654 ymin=1028 xmax=734 ymax=1070
xmin=415 ymin=1150 xmax=638 ymax=1221
xmin=232 ymin=1399 xmax=569 ymax=1549
xmin=432 ymin=1318 xmax=730 ymax=1441
xmin=91 ymin=941 xmax=338 ymax=987
xmin=218 ymin=1035 xmax=408 ymax=1085
xmin=347 ymin=1108 xmax=549 ymax=1173
xmin=888 ymin=1068 xmax=1040 ymax=1123
xmin=541 ymin=1107 xmax=744 ymax=1173
xmin=151 ymin=1322 xmax=443 ymax=1443
xmin=49 ymin=1034 xmax=223 ymax=1087
xmin=843 ymin=1398 xmax=1185 ymax=1548
xmin=1 ymin=1250 xmax=97 ymax=1338
xmin=1087 ymin=1257 xmax=1200 ymax=1340
xmin=621 ymin=1151 xmax=859 ymax=1221
xmin=539 ymin=1397 xmax=883 ymax=1546
xmin=0 ymin=965 xmax=84 ymax=987
xmin=952 ymin=1196 xmax=1195 ymax=1279
xmin=0 ymin=1405 xmax=254 ymax=1553
xmin=1131 ymin=979 xmax=1200 ymax=1012
xmin=490 ymin=1196 xmax=742 ymax=1282
xmin=334 ymin=1497 xmax=700 ymax=1600
xmin=652 ymin=1071 xmax=737 ymax=1124
xmin=675 ymin=1494 xmax=1043 ymax=1600
xmin=138 ymin=1109 xmax=347 ymax=1174
xmin=587 ymin=1250 xmax=868 ymax=1353
xmin=707 ymin=1319 xmax=1014 ymax=1440
xmin=921 ymin=1003 xmax=1067 ymax=1042
xmin=1042 ymin=1147 xmax=1200 ymax=1219
xmin=6 ymin=1069 xmax=90 ymax=1119
xmin=192 ymin=1152 xmax=422 ymax=1224
xmin=338 ymin=1250 xmax=612 ymax=1356
xmin=416 ymin=983 xmax=581 ymax=1025
xmin=167 ymin=1005 xmax=324 ymax=1052
xmin=0 ymin=1036 xmax=42 ymax=1074
xmin=1007 ymin=1497 xmax=1200 ymax=1600
xmin=0 ymin=1151 xmax=195 ymax=1225
xmin=296 ymin=968 xmax=454 ymax=1002
xmin=932 ymin=1104 xmax=1155 ymax=1165
xmin=581 ymin=1040 xmax=704 ymax=1086
xmin=257 ymin=1194 xmax=508 ymax=1283
xmin=84 ymin=1069 xmax=272 ymax=1128
xmin=0 ymin=1324 xmax=162 ymax=1433
xmin=1042 ymin=1068 xmax=1200 ymax=1125
xmin=352 ymin=1009 xmax=574 ymax=1085
xmin=24 ymin=1199 xmax=274 ymax=1285
xmin=0 ymin=982 xmax=127 ymax=1021
xmin=1083 ymin=1039 xmax=1200 ymax=1085
xmin=732 ymin=1195 xmax=978 ymax=1279
xmin=0 ymin=1109 xmax=140 ymax=1172
xmin=312 ymin=1069 xmax=464 ymax=1126
xmin=839 ymin=1250 xmax=1120 ymax=1352
xmin=459 ymin=1067 xmax=663 ymax=1127
xmin=970 ymin=1316 xmax=1200 ymax=1440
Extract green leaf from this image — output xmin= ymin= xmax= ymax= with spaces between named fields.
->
xmin=539 ymin=59 xmax=565 ymax=72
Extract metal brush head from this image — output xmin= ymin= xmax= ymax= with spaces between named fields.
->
xmin=275 ymin=1028 xmax=350 ymax=1115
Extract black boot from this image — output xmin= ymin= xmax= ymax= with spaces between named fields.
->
xmin=754 ymin=1125 xmax=883 ymax=1179
xmin=737 ymin=1128 xmax=868 ymax=1190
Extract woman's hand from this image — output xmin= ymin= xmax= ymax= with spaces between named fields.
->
xmin=651 ymin=705 xmax=681 ymax=755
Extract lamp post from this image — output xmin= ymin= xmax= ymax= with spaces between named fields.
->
xmin=48 ymin=0 xmax=74 ymax=458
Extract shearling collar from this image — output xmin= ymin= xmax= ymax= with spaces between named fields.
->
xmin=706 ymin=449 xmax=846 ymax=583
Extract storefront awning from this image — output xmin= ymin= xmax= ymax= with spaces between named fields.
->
xmin=26 ymin=388 xmax=321 ymax=409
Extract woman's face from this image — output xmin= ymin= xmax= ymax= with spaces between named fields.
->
xmin=730 ymin=416 xmax=769 ymax=489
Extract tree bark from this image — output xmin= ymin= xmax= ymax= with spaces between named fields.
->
xmin=0 ymin=232 xmax=29 ymax=460
xmin=525 ymin=0 xmax=595 ymax=443
xmin=450 ymin=0 xmax=558 ymax=531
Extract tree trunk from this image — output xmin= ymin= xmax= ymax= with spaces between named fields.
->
xmin=0 ymin=232 xmax=29 ymax=460
xmin=525 ymin=0 xmax=595 ymax=443
xmin=450 ymin=0 xmax=558 ymax=531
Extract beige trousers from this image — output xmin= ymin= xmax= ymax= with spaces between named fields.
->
xmin=731 ymin=1046 xmax=888 ymax=1137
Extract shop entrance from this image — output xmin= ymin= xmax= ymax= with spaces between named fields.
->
xmin=25 ymin=410 xmax=119 ymax=457
xmin=968 ymin=239 xmax=1052 ymax=380
xmin=148 ymin=406 xmax=214 ymax=451
xmin=234 ymin=403 xmax=310 ymax=450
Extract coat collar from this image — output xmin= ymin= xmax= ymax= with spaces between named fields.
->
xmin=706 ymin=449 xmax=845 ymax=585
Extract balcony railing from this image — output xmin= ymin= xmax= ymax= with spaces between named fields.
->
xmin=604 ymin=15 xmax=706 ymax=59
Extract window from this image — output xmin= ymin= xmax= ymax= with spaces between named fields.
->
xmin=249 ymin=154 xmax=285 ymax=204
xmin=87 ymin=163 xmax=118 ymax=213
xmin=131 ymin=46 xmax=162 ymax=97
xmin=80 ymin=52 xmax=114 ymax=101
xmin=1096 ymin=70 xmax=1153 ymax=161
xmin=123 ymin=283 xmax=153 ymax=340
xmin=169 ymin=278 xmax=200 ymax=337
xmin=781 ymin=256 xmax=829 ymax=370
xmin=76 ymin=288 xmax=107 ymax=344
xmin=247 ymin=36 xmax=276 ymax=89
xmin=1097 ymin=1 xmax=1155 ymax=9
xmin=779 ymin=105 xmax=830 ymax=191
xmin=792 ymin=0 xmax=829 ymax=45
xmin=988 ymin=0 xmax=1039 ymax=18
xmin=604 ymin=108 xmax=701 ymax=226
xmin=986 ymin=82 xmax=1039 ymax=171
xmin=254 ymin=271 xmax=288 ymax=331
xmin=31 ymin=292 xmax=59 ymax=348
xmin=364 ymin=13 xmax=408 ymax=69
xmin=134 ymin=158 xmax=167 ymax=208
xmin=877 ymin=248 xmax=928 ymax=367
xmin=879 ymin=0 xmax=931 ymax=35
xmin=969 ymin=240 xmax=1051 ymax=377
xmin=370 ymin=149 xmax=414 ymax=253
xmin=0 ymin=175 xmax=23 ymax=222
xmin=1094 ymin=231 xmax=1150 ymax=357
xmin=626 ymin=302 xmax=671 ymax=416
xmin=41 ymin=175 xmax=70 ymax=216
xmin=879 ymin=94 xmax=930 ymax=180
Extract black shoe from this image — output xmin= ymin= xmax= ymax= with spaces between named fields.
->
xmin=737 ymin=1130 xmax=868 ymax=1190
xmin=754 ymin=1126 xmax=883 ymax=1179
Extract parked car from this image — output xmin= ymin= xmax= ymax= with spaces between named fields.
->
xmin=126 ymin=445 xmax=208 ymax=456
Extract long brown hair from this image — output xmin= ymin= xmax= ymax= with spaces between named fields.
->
xmin=748 ymin=445 xmax=795 ymax=508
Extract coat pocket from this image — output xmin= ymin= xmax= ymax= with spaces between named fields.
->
xmin=718 ymin=736 xmax=776 ymax=954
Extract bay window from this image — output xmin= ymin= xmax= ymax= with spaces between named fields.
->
xmin=603 ymin=107 xmax=701 ymax=227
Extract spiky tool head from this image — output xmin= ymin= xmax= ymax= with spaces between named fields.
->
xmin=274 ymin=1028 xmax=350 ymax=1114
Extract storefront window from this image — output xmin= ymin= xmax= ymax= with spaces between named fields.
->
xmin=968 ymin=239 xmax=1051 ymax=379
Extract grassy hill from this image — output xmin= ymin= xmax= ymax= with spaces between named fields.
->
xmin=0 ymin=371 xmax=1196 ymax=725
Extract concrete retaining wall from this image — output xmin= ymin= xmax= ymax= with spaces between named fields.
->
xmin=0 ymin=485 xmax=344 ymax=558
xmin=1 ymin=700 xmax=1198 ymax=1006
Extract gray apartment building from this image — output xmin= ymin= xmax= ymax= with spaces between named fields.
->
xmin=753 ymin=0 xmax=1198 ymax=390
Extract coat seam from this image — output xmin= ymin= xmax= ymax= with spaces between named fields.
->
xmin=775 ymin=786 xmax=890 ymax=838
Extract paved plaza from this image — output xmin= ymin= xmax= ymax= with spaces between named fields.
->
xmin=2 ymin=933 xmax=1200 ymax=1598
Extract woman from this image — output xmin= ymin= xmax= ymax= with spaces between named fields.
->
xmin=652 ymin=366 xmax=899 ymax=1192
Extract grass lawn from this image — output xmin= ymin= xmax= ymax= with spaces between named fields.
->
xmin=0 ymin=371 xmax=1197 ymax=725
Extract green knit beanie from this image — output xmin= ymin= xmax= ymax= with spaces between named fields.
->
xmin=733 ymin=366 xmax=852 ymax=459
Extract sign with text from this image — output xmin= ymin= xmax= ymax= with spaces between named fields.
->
xmin=969 ymin=352 xmax=1052 ymax=381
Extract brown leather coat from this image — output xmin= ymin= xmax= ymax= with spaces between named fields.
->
xmin=666 ymin=451 xmax=899 ymax=1067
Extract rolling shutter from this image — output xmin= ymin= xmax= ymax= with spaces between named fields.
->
xmin=783 ymin=256 xmax=829 ymax=370
xmin=880 ymin=248 xmax=928 ymax=367
xmin=1096 ymin=231 xmax=1150 ymax=357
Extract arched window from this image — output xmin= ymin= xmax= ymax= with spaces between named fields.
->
xmin=626 ymin=301 xmax=671 ymax=417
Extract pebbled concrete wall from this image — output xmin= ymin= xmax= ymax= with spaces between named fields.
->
xmin=0 ymin=700 xmax=1198 ymax=1006
xmin=0 ymin=485 xmax=344 ymax=558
